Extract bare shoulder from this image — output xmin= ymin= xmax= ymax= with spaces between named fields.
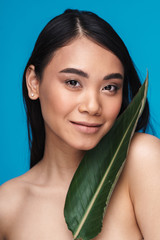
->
xmin=130 ymin=132 xmax=160 ymax=152
xmin=0 ymin=173 xmax=32 ymax=237
xmin=125 ymin=132 xmax=160 ymax=238
xmin=125 ymin=132 xmax=160 ymax=188
xmin=127 ymin=132 xmax=160 ymax=167
xmin=0 ymin=176 xmax=27 ymax=207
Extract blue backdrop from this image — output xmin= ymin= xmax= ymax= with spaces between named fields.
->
xmin=0 ymin=0 xmax=160 ymax=185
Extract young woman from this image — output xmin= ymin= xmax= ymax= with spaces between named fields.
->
xmin=0 ymin=9 xmax=160 ymax=240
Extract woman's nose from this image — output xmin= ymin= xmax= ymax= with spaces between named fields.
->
xmin=78 ymin=90 xmax=102 ymax=116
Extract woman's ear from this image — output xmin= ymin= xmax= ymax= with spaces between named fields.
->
xmin=26 ymin=65 xmax=40 ymax=100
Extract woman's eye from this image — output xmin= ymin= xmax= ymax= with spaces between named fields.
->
xmin=102 ymin=85 xmax=118 ymax=93
xmin=65 ymin=80 xmax=81 ymax=88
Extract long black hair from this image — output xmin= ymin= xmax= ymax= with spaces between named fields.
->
xmin=22 ymin=9 xmax=149 ymax=168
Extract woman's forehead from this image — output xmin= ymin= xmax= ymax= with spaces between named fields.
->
xmin=44 ymin=37 xmax=124 ymax=76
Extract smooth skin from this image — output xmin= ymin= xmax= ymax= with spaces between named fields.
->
xmin=0 ymin=37 xmax=160 ymax=240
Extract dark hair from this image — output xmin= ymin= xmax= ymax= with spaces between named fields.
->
xmin=22 ymin=9 xmax=149 ymax=168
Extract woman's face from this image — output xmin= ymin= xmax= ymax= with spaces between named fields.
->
xmin=36 ymin=37 xmax=124 ymax=150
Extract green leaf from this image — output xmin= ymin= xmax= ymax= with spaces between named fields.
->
xmin=64 ymin=74 xmax=148 ymax=240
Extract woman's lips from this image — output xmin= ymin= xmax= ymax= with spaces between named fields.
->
xmin=70 ymin=121 xmax=103 ymax=134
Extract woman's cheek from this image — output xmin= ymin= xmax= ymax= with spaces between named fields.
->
xmin=105 ymin=96 xmax=122 ymax=120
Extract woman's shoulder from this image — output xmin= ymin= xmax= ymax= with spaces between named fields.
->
xmin=125 ymin=132 xmax=160 ymax=185
xmin=130 ymin=132 xmax=160 ymax=150
xmin=0 ymin=175 xmax=27 ymax=202
xmin=0 ymin=173 xmax=33 ymax=237
xmin=127 ymin=132 xmax=160 ymax=168
xmin=0 ymin=168 xmax=38 ymax=211
xmin=125 ymin=132 xmax=160 ymax=238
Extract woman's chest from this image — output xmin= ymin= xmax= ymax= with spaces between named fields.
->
xmin=7 ymin=193 xmax=73 ymax=240
xmin=94 ymin=174 xmax=143 ymax=240
xmin=7 ymin=180 xmax=142 ymax=240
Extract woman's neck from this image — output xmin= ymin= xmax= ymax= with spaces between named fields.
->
xmin=36 ymin=133 xmax=85 ymax=188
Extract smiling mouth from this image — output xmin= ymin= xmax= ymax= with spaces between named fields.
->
xmin=70 ymin=121 xmax=103 ymax=134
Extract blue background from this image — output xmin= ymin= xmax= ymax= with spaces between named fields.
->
xmin=0 ymin=0 xmax=160 ymax=185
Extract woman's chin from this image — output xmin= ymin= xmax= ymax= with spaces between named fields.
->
xmin=73 ymin=140 xmax=99 ymax=151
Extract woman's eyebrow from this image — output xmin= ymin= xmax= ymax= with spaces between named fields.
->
xmin=59 ymin=68 xmax=123 ymax=80
xmin=103 ymin=73 xmax=123 ymax=80
xmin=59 ymin=68 xmax=89 ymax=78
